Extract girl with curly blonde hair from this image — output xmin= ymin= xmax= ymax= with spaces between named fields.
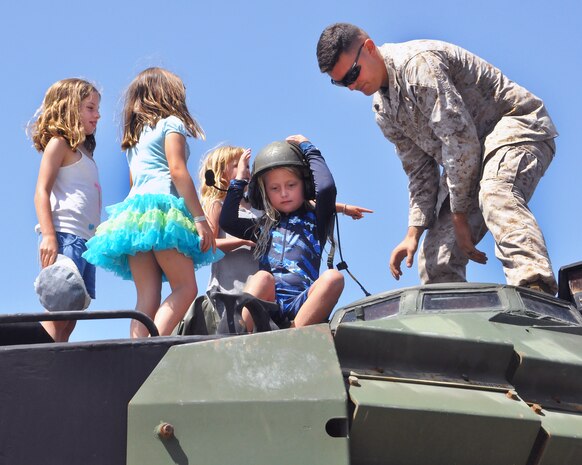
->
xmin=29 ymin=78 xmax=102 ymax=342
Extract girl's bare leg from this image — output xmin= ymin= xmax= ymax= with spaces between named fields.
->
xmin=293 ymin=269 xmax=344 ymax=328
xmin=129 ymin=251 xmax=162 ymax=338
xmin=241 ymin=270 xmax=276 ymax=331
xmin=152 ymin=249 xmax=197 ymax=336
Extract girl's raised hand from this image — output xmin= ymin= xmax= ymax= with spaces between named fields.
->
xmin=286 ymin=134 xmax=308 ymax=144
xmin=236 ymin=149 xmax=251 ymax=181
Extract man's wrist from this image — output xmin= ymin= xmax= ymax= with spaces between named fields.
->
xmin=406 ymin=226 xmax=425 ymax=240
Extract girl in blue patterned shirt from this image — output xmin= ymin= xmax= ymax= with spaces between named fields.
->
xmin=220 ymin=135 xmax=344 ymax=329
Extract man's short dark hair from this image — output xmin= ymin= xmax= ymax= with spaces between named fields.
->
xmin=316 ymin=23 xmax=367 ymax=73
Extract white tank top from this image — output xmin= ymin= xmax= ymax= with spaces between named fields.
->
xmin=36 ymin=148 xmax=101 ymax=240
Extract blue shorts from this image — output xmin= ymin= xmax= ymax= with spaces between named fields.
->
xmin=39 ymin=232 xmax=96 ymax=299
xmin=275 ymin=286 xmax=309 ymax=321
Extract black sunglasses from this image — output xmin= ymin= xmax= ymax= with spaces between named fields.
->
xmin=331 ymin=42 xmax=366 ymax=87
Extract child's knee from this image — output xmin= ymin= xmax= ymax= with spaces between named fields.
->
xmin=322 ymin=269 xmax=344 ymax=293
xmin=244 ymin=271 xmax=275 ymax=300
xmin=259 ymin=270 xmax=275 ymax=284
xmin=249 ymin=270 xmax=275 ymax=288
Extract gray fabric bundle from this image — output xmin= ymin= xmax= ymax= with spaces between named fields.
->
xmin=34 ymin=255 xmax=90 ymax=311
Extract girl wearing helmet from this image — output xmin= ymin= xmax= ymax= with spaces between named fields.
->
xmin=220 ymin=134 xmax=344 ymax=329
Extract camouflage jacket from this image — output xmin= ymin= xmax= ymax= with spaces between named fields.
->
xmin=373 ymin=40 xmax=557 ymax=227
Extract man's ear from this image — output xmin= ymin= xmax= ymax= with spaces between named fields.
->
xmin=364 ymin=38 xmax=376 ymax=54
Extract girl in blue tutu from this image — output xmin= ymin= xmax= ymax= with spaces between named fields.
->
xmin=83 ymin=67 xmax=222 ymax=337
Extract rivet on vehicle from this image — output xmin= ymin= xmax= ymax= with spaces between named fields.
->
xmin=155 ymin=422 xmax=175 ymax=440
xmin=531 ymin=404 xmax=543 ymax=415
xmin=348 ymin=375 xmax=361 ymax=387
xmin=506 ymin=390 xmax=519 ymax=400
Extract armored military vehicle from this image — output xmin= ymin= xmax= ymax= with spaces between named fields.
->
xmin=1 ymin=263 xmax=582 ymax=465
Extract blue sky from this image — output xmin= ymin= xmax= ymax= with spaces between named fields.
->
xmin=2 ymin=0 xmax=580 ymax=341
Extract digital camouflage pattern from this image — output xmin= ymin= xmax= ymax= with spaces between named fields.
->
xmin=373 ymin=40 xmax=558 ymax=292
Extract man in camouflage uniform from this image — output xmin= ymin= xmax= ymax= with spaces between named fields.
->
xmin=316 ymin=23 xmax=558 ymax=294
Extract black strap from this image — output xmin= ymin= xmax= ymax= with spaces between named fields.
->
xmin=216 ymin=292 xmax=279 ymax=335
xmin=327 ymin=215 xmax=337 ymax=270
xmin=328 ymin=213 xmax=371 ymax=297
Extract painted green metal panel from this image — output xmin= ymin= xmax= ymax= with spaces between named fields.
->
xmin=537 ymin=409 xmax=582 ymax=464
xmin=334 ymin=313 xmax=516 ymax=388
xmin=348 ymin=379 xmax=541 ymax=465
xmin=127 ymin=325 xmax=349 ymax=465
xmin=502 ymin=325 xmax=582 ymax=411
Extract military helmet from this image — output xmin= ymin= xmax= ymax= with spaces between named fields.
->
xmin=248 ymin=140 xmax=315 ymax=209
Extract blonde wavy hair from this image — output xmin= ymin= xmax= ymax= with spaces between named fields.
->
xmin=121 ymin=67 xmax=205 ymax=150
xmin=199 ymin=145 xmax=245 ymax=211
xmin=29 ymin=78 xmax=99 ymax=153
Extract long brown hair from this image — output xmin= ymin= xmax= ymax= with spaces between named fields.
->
xmin=121 ymin=67 xmax=205 ymax=149
xmin=29 ymin=78 xmax=99 ymax=153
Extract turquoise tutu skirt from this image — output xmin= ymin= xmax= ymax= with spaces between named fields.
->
xmin=82 ymin=193 xmax=224 ymax=280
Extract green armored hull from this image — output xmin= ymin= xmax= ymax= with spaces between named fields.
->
xmin=2 ymin=278 xmax=582 ymax=464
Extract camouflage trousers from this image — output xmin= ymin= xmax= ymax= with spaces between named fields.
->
xmin=418 ymin=140 xmax=557 ymax=294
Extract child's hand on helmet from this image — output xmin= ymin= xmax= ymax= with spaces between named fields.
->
xmin=236 ymin=149 xmax=251 ymax=181
xmin=286 ymin=134 xmax=309 ymax=144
